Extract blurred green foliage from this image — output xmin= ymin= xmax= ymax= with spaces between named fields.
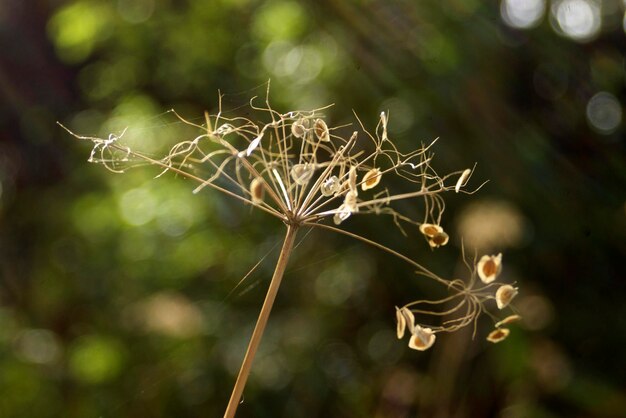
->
xmin=1 ymin=0 xmax=625 ymax=417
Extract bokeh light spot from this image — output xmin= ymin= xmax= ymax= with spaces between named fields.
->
xmin=117 ymin=0 xmax=155 ymax=24
xmin=551 ymin=0 xmax=601 ymax=42
xmin=586 ymin=92 xmax=622 ymax=134
xmin=501 ymin=0 xmax=546 ymax=29
xmin=252 ymin=1 xmax=307 ymax=41
xmin=118 ymin=187 xmax=157 ymax=226
xmin=47 ymin=1 xmax=113 ymax=63
xmin=69 ymin=335 xmax=126 ymax=384
xmin=13 ymin=329 xmax=62 ymax=365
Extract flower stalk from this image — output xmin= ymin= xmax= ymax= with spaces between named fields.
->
xmin=223 ymin=224 xmax=298 ymax=418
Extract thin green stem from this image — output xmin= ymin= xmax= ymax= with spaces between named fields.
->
xmin=223 ymin=224 xmax=298 ymax=418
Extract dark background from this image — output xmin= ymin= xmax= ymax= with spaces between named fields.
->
xmin=1 ymin=0 xmax=625 ymax=417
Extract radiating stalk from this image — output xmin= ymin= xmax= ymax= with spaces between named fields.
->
xmin=223 ymin=224 xmax=298 ymax=418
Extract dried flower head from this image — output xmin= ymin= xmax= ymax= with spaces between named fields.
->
xmin=495 ymin=284 xmax=518 ymax=309
xmin=477 ymin=253 xmax=502 ymax=283
xmin=408 ymin=325 xmax=436 ymax=351
xmin=60 ymin=85 xmax=509 ymax=416
xmin=486 ymin=327 xmax=510 ymax=343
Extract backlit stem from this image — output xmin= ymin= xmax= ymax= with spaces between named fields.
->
xmin=223 ymin=224 xmax=298 ymax=418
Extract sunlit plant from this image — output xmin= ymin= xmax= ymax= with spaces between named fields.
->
xmin=60 ymin=86 xmax=520 ymax=417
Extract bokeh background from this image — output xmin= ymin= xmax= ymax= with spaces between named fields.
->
xmin=1 ymin=0 xmax=625 ymax=417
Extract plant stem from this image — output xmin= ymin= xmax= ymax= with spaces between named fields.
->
xmin=223 ymin=224 xmax=298 ymax=418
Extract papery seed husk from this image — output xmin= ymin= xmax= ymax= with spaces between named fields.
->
xmin=455 ymin=168 xmax=471 ymax=193
xmin=321 ymin=176 xmax=339 ymax=196
xmin=486 ymin=327 xmax=510 ymax=343
xmin=496 ymin=284 xmax=518 ymax=310
xmin=408 ymin=326 xmax=436 ymax=351
xmin=314 ymin=118 xmax=330 ymax=142
xmin=344 ymin=190 xmax=358 ymax=212
xmin=419 ymin=223 xmax=443 ymax=238
xmin=396 ymin=307 xmax=406 ymax=339
xmin=477 ymin=253 xmax=502 ymax=284
xmin=495 ymin=314 xmax=522 ymax=328
xmin=291 ymin=119 xmax=307 ymax=138
xmin=362 ymin=168 xmax=382 ymax=191
xmin=349 ymin=166 xmax=357 ymax=193
xmin=291 ymin=163 xmax=314 ymax=185
xmin=428 ymin=231 xmax=449 ymax=248
xmin=250 ymin=177 xmax=264 ymax=204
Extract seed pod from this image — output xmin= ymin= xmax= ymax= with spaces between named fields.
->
xmin=321 ymin=175 xmax=340 ymax=196
xmin=344 ymin=190 xmax=358 ymax=213
xmin=333 ymin=204 xmax=352 ymax=225
xmin=455 ymin=168 xmax=471 ymax=193
xmin=250 ymin=177 xmax=264 ymax=204
xmin=419 ymin=223 xmax=443 ymax=238
xmin=495 ymin=314 xmax=522 ymax=328
xmin=348 ymin=166 xmax=357 ymax=193
xmin=428 ymin=231 xmax=449 ymax=248
xmin=396 ymin=307 xmax=415 ymax=339
xmin=486 ymin=328 xmax=510 ymax=343
xmin=361 ymin=168 xmax=382 ymax=191
xmin=290 ymin=163 xmax=314 ymax=185
xmin=291 ymin=118 xmax=308 ymax=138
xmin=313 ymin=118 xmax=330 ymax=142
xmin=408 ymin=325 xmax=436 ymax=351
xmin=477 ymin=253 xmax=503 ymax=284
xmin=495 ymin=284 xmax=518 ymax=309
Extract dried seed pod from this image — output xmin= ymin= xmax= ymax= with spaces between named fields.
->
xmin=291 ymin=118 xmax=308 ymax=138
xmin=495 ymin=314 xmax=522 ymax=328
xmin=313 ymin=118 xmax=330 ymax=142
xmin=455 ymin=168 xmax=471 ymax=193
xmin=477 ymin=253 xmax=503 ymax=284
xmin=495 ymin=284 xmax=518 ymax=309
xmin=348 ymin=166 xmax=357 ymax=193
xmin=408 ymin=326 xmax=436 ymax=351
xmin=419 ymin=223 xmax=443 ymax=238
xmin=250 ymin=177 xmax=264 ymax=204
xmin=333 ymin=204 xmax=352 ymax=225
xmin=344 ymin=190 xmax=358 ymax=213
xmin=290 ymin=163 xmax=315 ymax=185
xmin=321 ymin=175 xmax=340 ymax=196
xmin=428 ymin=231 xmax=449 ymax=248
xmin=486 ymin=327 xmax=510 ymax=343
xmin=361 ymin=168 xmax=382 ymax=191
xmin=396 ymin=307 xmax=416 ymax=339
